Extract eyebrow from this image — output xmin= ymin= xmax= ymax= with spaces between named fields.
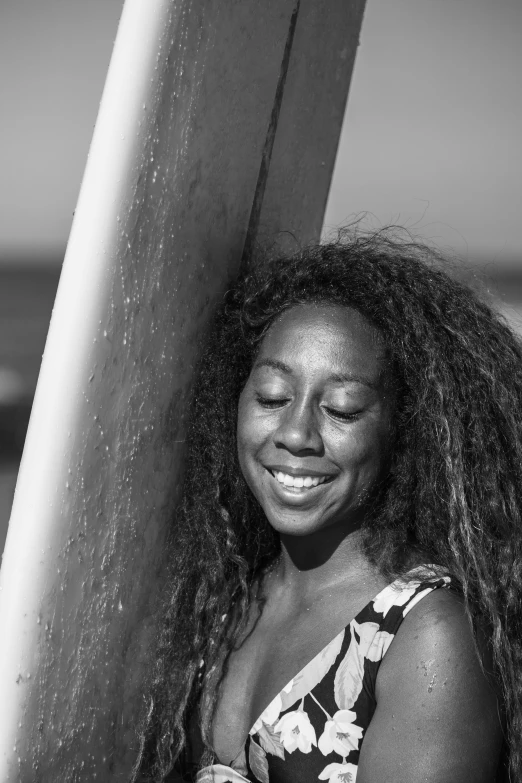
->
xmin=253 ymin=358 xmax=379 ymax=390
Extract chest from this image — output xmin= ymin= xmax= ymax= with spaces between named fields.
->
xmin=210 ymin=580 xmax=384 ymax=765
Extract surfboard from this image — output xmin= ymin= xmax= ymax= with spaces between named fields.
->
xmin=0 ymin=0 xmax=366 ymax=778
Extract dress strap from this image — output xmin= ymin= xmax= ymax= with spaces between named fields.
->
xmin=350 ymin=565 xmax=452 ymax=705
xmin=372 ymin=565 xmax=452 ymax=637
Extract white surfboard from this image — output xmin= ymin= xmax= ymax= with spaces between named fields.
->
xmin=0 ymin=0 xmax=366 ymax=779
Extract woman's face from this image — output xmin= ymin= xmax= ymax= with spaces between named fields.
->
xmin=237 ymin=304 xmax=394 ymax=537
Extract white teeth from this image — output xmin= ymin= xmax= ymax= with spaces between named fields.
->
xmin=273 ymin=471 xmax=328 ymax=488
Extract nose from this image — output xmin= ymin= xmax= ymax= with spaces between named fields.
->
xmin=273 ymin=401 xmax=324 ymax=455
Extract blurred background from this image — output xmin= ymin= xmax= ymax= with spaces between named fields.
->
xmin=1 ymin=0 xmax=521 ymax=553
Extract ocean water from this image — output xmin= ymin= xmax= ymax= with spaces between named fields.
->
xmin=1 ymin=263 xmax=522 ymax=554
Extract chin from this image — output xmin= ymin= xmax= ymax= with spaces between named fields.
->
xmin=263 ymin=509 xmax=337 ymax=538
xmin=270 ymin=522 xmax=318 ymax=537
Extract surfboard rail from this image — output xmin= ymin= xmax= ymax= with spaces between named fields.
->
xmin=0 ymin=0 xmax=366 ymax=779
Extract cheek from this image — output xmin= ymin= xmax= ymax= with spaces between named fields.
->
xmin=237 ymin=389 xmax=272 ymax=450
xmin=236 ymin=411 xmax=267 ymax=503
xmin=336 ymin=422 xmax=391 ymax=476
xmin=236 ymin=395 xmax=248 ymax=466
xmin=236 ymin=392 xmax=260 ymax=475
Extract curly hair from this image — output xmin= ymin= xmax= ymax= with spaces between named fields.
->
xmin=132 ymin=230 xmax=522 ymax=782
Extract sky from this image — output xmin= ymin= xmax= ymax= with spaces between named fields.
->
xmin=0 ymin=0 xmax=521 ymax=265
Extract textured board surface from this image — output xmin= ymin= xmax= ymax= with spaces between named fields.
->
xmin=252 ymin=0 xmax=366 ymax=257
xmin=0 ymin=1 xmax=365 ymax=779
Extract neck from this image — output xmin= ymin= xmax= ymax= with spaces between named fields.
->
xmin=270 ymin=523 xmax=375 ymax=601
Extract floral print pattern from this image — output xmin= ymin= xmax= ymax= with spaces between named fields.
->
xmin=317 ymin=710 xmax=363 ymax=757
xmin=318 ymin=762 xmax=358 ymax=783
xmin=275 ymin=708 xmax=317 ymax=754
xmin=195 ymin=566 xmax=451 ymax=783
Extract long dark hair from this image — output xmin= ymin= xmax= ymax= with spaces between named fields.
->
xmin=133 ymin=230 xmax=522 ymax=781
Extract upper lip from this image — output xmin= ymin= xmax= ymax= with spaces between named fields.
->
xmin=265 ymin=464 xmax=334 ymax=478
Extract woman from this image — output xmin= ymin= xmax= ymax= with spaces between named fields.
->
xmin=133 ymin=231 xmax=521 ymax=782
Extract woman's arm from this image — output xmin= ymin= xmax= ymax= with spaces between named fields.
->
xmin=357 ymin=588 xmax=504 ymax=783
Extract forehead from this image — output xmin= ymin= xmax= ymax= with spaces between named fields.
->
xmin=257 ymin=303 xmax=386 ymax=383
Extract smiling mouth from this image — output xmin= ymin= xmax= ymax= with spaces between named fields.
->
xmin=267 ymin=468 xmax=334 ymax=491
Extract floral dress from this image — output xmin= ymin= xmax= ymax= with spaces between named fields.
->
xmin=192 ymin=566 xmax=452 ymax=783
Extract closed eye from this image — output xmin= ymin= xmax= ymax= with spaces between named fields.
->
xmin=256 ymin=395 xmax=290 ymax=409
xmin=323 ymin=406 xmax=361 ymax=422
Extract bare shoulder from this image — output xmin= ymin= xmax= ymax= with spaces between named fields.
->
xmin=378 ymin=585 xmax=496 ymax=686
xmin=357 ymin=587 xmax=505 ymax=783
